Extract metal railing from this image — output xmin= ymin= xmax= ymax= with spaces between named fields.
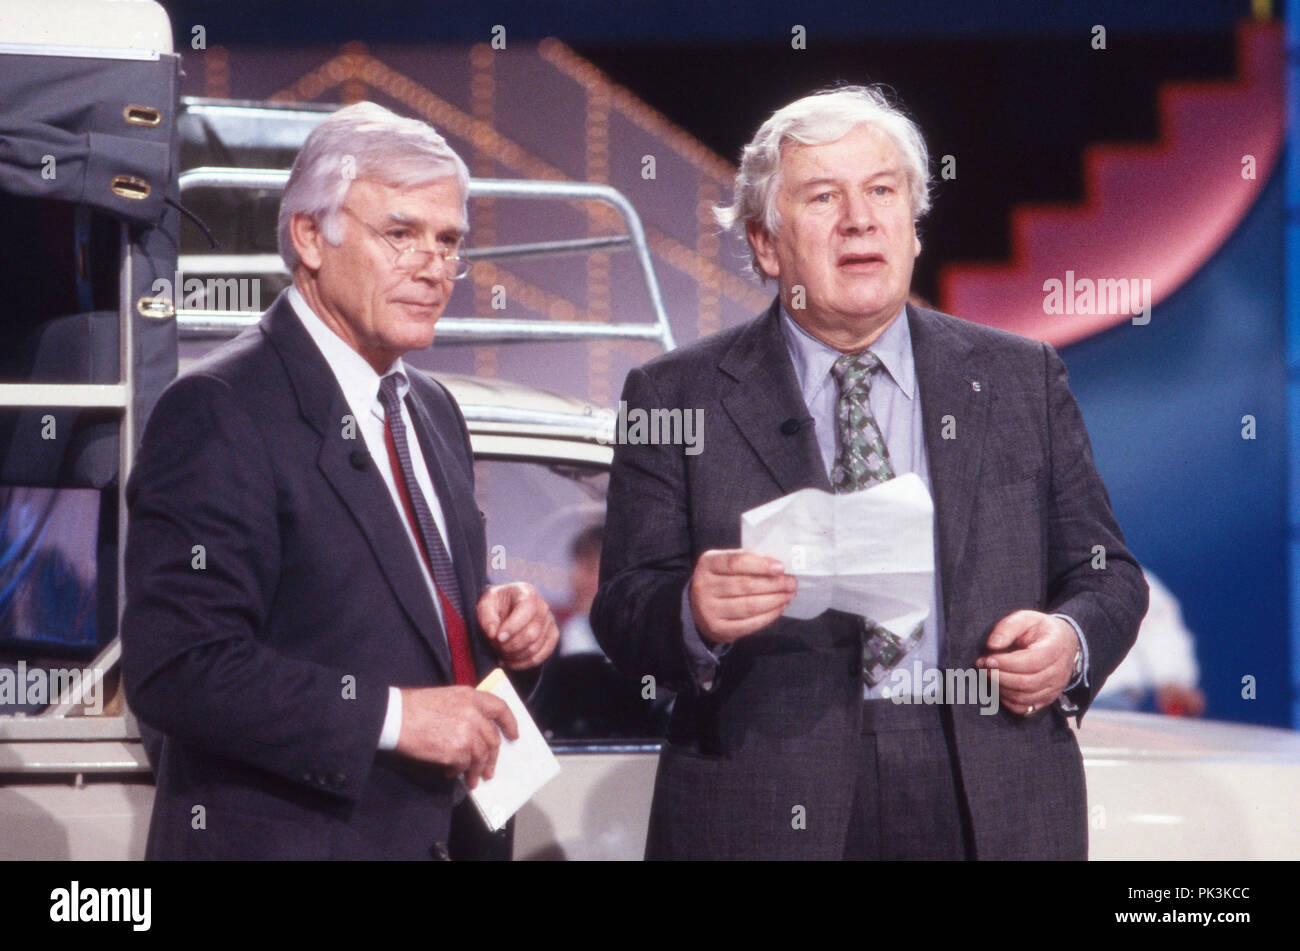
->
xmin=176 ymin=169 xmax=676 ymax=352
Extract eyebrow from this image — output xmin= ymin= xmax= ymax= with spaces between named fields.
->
xmin=794 ymin=168 xmax=904 ymax=190
xmin=379 ymin=211 xmax=468 ymax=241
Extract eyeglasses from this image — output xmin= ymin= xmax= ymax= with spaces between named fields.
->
xmin=339 ymin=207 xmax=472 ymax=280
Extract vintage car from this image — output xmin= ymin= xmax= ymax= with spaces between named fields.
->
xmin=5 ymin=373 xmax=1300 ymax=860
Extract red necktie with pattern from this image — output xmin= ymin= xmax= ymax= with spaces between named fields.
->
xmin=379 ymin=374 xmax=477 ymax=686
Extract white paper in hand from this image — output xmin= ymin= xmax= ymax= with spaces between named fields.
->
xmin=468 ymin=668 xmax=561 ymax=832
xmin=740 ymin=472 xmax=935 ymax=634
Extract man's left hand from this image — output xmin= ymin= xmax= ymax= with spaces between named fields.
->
xmin=975 ymin=610 xmax=1079 ymax=716
xmin=476 ymin=582 xmax=559 ymax=671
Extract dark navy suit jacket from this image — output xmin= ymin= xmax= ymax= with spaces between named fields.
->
xmin=122 ymin=292 xmax=500 ymax=859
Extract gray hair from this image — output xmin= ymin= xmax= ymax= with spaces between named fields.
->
xmin=715 ymin=85 xmax=931 ymax=278
xmin=277 ymin=101 xmax=470 ymax=272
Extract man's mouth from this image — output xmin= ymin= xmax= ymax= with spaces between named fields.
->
xmin=838 ymin=252 xmax=886 ymax=268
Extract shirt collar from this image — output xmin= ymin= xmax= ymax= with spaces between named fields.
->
xmin=778 ymin=302 xmax=916 ymax=401
xmin=287 ymin=285 xmax=409 ymax=418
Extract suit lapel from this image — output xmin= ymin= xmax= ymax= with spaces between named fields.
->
xmin=907 ymin=305 xmax=989 ymax=635
xmin=262 ymin=293 xmax=456 ymax=681
xmin=719 ymin=301 xmax=832 ymax=494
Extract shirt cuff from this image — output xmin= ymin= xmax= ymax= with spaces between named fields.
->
xmin=1052 ymin=612 xmax=1090 ymax=693
xmin=1045 ymin=613 xmax=1086 ymax=717
xmin=682 ymin=585 xmax=730 ymax=691
xmin=378 ymin=685 xmax=403 ymax=751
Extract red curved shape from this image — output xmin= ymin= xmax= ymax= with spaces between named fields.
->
xmin=939 ymin=20 xmax=1283 ymax=348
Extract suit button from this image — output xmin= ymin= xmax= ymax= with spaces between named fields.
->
xmin=431 ymin=841 xmax=451 ymax=861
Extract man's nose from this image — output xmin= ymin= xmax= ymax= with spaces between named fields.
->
xmin=407 ymin=251 xmax=446 ymax=283
xmin=840 ymin=191 xmax=877 ymax=234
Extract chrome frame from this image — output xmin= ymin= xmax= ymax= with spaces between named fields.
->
xmin=176 ymin=169 xmax=676 ymax=352
xmin=0 ymin=42 xmax=161 ymax=61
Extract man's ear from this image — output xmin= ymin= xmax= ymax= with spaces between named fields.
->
xmin=289 ymin=211 xmax=326 ymax=271
xmin=747 ymin=220 xmax=780 ymax=280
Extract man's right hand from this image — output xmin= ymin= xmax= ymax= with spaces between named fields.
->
xmin=689 ymin=549 xmax=797 ymax=645
xmin=394 ymin=686 xmax=518 ymax=789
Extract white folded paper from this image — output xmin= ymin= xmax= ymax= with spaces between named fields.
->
xmin=740 ymin=472 xmax=935 ymax=633
xmin=468 ymin=668 xmax=561 ymax=832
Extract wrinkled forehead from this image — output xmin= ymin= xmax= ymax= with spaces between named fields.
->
xmin=778 ymin=124 xmax=906 ymax=179
xmin=346 ymin=176 xmax=469 ymax=235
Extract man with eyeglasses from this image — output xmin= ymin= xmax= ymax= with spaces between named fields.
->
xmin=121 ymin=101 xmax=559 ymax=860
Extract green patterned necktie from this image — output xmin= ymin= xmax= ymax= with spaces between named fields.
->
xmin=830 ymin=350 xmax=924 ymax=686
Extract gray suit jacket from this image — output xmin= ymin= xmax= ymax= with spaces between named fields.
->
xmin=591 ymin=301 xmax=1147 ymax=860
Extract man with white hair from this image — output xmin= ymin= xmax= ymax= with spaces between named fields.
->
xmin=592 ymin=85 xmax=1147 ymax=859
xmin=122 ymin=102 xmax=558 ymax=860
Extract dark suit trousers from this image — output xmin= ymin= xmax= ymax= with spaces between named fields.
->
xmin=447 ymin=798 xmax=513 ymax=861
xmin=843 ymin=699 xmax=974 ymax=860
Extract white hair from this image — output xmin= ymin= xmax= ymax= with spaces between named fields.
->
xmin=277 ymin=101 xmax=470 ymax=272
xmin=715 ymin=85 xmax=932 ymax=278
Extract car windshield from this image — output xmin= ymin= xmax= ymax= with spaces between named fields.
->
xmin=474 ymin=457 xmax=670 ymax=744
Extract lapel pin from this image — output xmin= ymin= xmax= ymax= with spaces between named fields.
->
xmin=971 ymin=381 xmax=982 ymax=393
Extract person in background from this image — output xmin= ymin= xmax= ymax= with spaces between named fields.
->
xmin=557 ymin=522 xmax=604 ymax=657
xmin=1094 ymin=570 xmax=1205 ymax=717
xmin=534 ymin=522 xmax=672 ymax=739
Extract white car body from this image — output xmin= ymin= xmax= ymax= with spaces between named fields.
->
xmin=3 ymin=376 xmax=1299 ymax=860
